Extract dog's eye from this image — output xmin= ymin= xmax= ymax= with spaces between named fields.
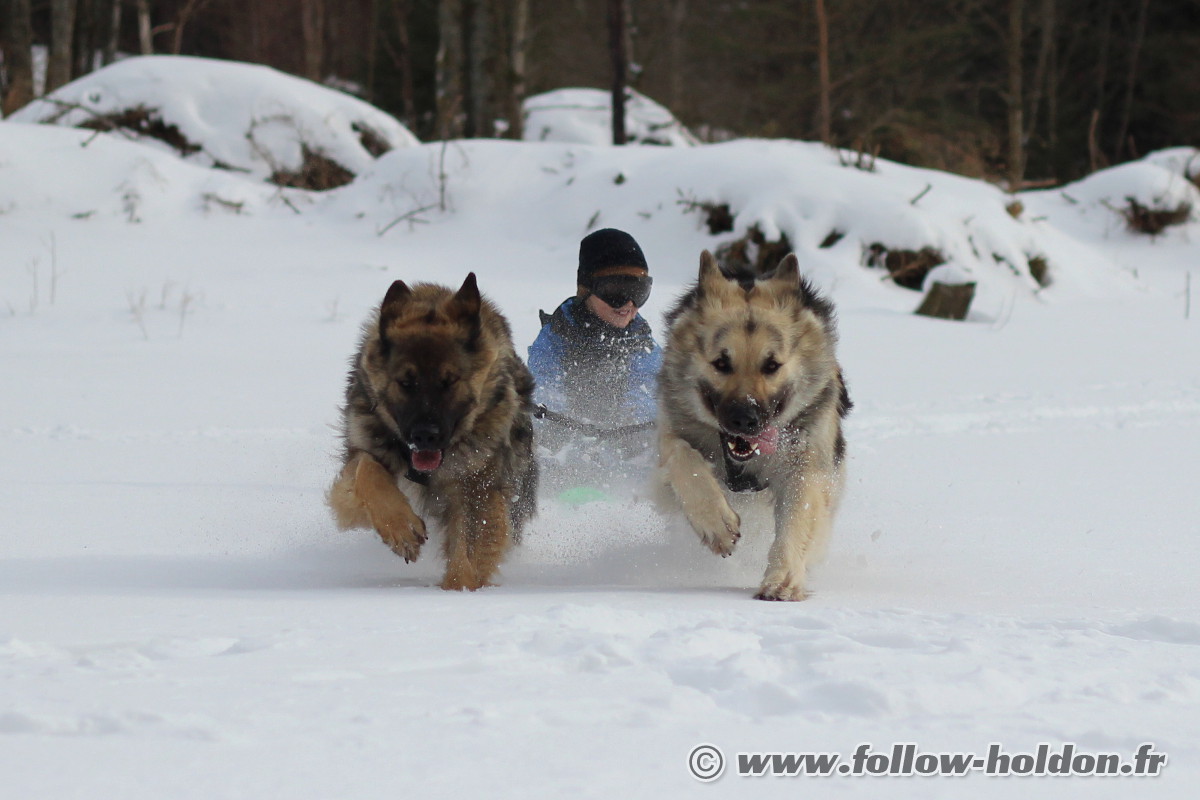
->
xmin=762 ymin=358 xmax=781 ymax=375
xmin=397 ymin=377 xmax=416 ymax=391
xmin=711 ymin=354 xmax=732 ymax=374
xmin=441 ymin=374 xmax=459 ymax=389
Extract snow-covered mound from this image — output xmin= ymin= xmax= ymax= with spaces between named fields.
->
xmin=1023 ymin=147 xmax=1200 ymax=245
xmin=8 ymin=55 xmax=419 ymax=188
xmin=335 ymin=138 xmax=1152 ymax=321
xmin=6 ymin=97 xmax=1190 ymax=324
xmin=523 ymin=87 xmax=699 ymax=147
xmin=0 ymin=122 xmax=303 ymax=222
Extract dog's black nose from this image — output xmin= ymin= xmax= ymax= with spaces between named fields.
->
xmin=722 ymin=402 xmax=763 ymax=435
xmin=408 ymin=422 xmax=442 ymax=451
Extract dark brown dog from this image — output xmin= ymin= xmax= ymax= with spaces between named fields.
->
xmin=327 ymin=273 xmax=537 ymax=590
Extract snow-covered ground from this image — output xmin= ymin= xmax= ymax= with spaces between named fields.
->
xmin=2 ymin=58 xmax=1199 ymax=798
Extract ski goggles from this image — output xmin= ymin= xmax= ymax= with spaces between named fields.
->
xmin=589 ymin=274 xmax=653 ymax=309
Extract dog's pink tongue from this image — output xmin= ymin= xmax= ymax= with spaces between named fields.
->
xmin=748 ymin=426 xmax=779 ymax=455
xmin=411 ymin=450 xmax=443 ymax=472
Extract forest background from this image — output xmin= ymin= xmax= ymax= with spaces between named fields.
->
xmin=1 ymin=0 xmax=1196 ymax=188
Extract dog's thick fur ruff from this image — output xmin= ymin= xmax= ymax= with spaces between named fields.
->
xmin=658 ymin=250 xmax=851 ymax=601
xmin=327 ymin=273 xmax=537 ymax=591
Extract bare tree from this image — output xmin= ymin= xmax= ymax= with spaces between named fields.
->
xmin=815 ymin=0 xmax=832 ymax=144
xmin=623 ymin=0 xmax=639 ymax=90
xmin=72 ymin=0 xmax=96 ymax=78
xmin=102 ymin=0 xmax=122 ymax=65
xmin=1 ymin=0 xmax=35 ymax=113
xmin=465 ymin=0 xmax=491 ymax=136
xmin=1006 ymin=0 xmax=1024 ymax=188
xmin=436 ymin=0 xmax=465 ymax=139
xmin=137 ymin=0 xmax=154 ymax=55
xmin=498 ymin=0 xmax=530 ymax=139
xmin=172 ymin=0 xmax=214 ymax=55
xmin=300 ymin=0 xmax=326 ymax=81
xmin=608 ymin=0 xmax=627 ymax=145
xmin=47 ymin=0 xmax=78 ymax=92
xmin=366 ymin=0 xmax=380 ymax=95
xmin=1045 ymin=0 xmax=1058 ymax=154
xmin=1114 ymin=0 xmax=1150 ymax=159
xmin=386 ymin=0 xmax=418 ymax=126
xmin=1088 ymin=108 xmax=1105 ymax=173
xmin=666 ymin=0 xmax=686 ymax=114
xmin=1023 ymin=0 xmax=1055 ymax=157
xmin=1089 ymin=0 xmax=1115 ymax=167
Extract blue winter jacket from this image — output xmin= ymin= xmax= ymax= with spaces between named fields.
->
xmin=527 ymin=296 xmax=662 ymax=426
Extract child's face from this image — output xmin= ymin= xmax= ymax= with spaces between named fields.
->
xmin=585 ymin=293 xmax=637 ymax=329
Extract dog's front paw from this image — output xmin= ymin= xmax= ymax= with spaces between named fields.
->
xmin=754 ymin=573 xmax=809 ymax=602
xmin=377 ymin=512 xmax=428 ymax=563
xmin=687 ymin=502 xmax=742 ymax=557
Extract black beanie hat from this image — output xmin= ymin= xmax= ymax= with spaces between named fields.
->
xmin=577 ymin=228 xmax=649 ymax=287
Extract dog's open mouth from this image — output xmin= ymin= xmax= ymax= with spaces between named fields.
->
xmin=410 ymin=449 xmax=444 ymax=472
xmin=722 ymin=426 xmax=779 ymax=462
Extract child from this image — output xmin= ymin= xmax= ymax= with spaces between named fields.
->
xmin=528 ymin=228 xmax=662 ymax=431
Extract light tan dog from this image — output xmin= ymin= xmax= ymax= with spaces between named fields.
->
xmin=657 ymin=251 xmax=851 ymax=600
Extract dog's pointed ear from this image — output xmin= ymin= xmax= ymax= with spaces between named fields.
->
xmin=698 ymin=250 xmax=726 ymax=294
xmin=771 ymin=253 xmax=800 ymax=284
xmin=379 ymin=279 xmax=412 ymax=333
xmin=383 ymin=279 xmax=413 ymax=308
xmin=451 ymin=271 xmax=482 ymax=316
xmin=450 ymin=272 xmax=483 ymax=350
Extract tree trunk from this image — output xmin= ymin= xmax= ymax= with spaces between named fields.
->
xmin=1046 ymin=0 xmax=1058 ymax=153
xmin=1087 ymin=108 xmax=1105 ymax=173
xmin=815 ymin=0 xmax=832 ymax=145
xmin=464 ymin=0 xmax=491 ymax=137
xmin=1090 ymin=0 xmax=1114 ymax=166
xmin=246 ymin=2 xmax=264 ymax=62
xmin=300 ymin=0 xmax=326 ymax=81
xmin=102 ymin=0 xmax=122 ymax=65
xmin=916 ymin=282 xmax=976 ymax=321
xmin=1114 ymin=0 xmax=1150 ymax=160
xmin=394 ymin=0 xmax=417 ymax=126
xmin=137 ymin=0 xmax=154 ymax=55
xmin=623 ymin=0 xmax=639 ymax=89
xmin=72 ymin=0 xmax=96 ymax=78
xmin=1 ymin=0 xmax=35 ymax=114
xmin=608 ymin=0 xmax=627 ymax=145
xmin=172 ymin=0 xmax=211 ymax=55
xmin=1023 ymin=0 xmax=1054 ymax=146
xmin=666 ymin=0 xmax=686 ymax=115
xmin=366 ymin=0 xmax=379 ymax=100
xmin=47 ymin=0 xmax=78 ymax=92
xmin=1006 ymin=0 xmax=1024 ymax=189
xmin=436 ymin=0 xmax=465 ymax=139
xmin=503 ymin=0 xmax=530 ymax=139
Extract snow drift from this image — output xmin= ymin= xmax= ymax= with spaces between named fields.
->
xmin=523 ymin=87 xmax=699 ymax=147
xmin=8 ymin=55 xmax=419 ymax=188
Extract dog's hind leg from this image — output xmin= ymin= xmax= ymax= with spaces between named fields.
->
xmin=440 ymin=485 xmax=512 ymax=591
xmin=328 ymin=452 xmax=427 ymax=563
xmin=659 ymin=431 xmax=741 ymax=557
xmin=756 ymin=472 xmax=837 ymax=601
